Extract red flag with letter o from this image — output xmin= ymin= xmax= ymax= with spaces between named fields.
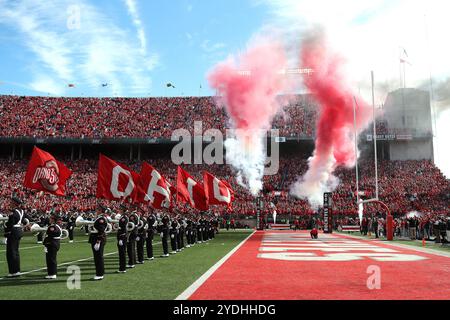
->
xmin=96 ymin=154 xmax=139 ymax=202
xmin=23 ymin=147 xmax=72 ymax=197
xmin=203 ymin=171 xmax=234 ymax=208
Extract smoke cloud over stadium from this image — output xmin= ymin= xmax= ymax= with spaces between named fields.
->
xmin=207 ymin=38 xmax=289 ymax=196
xmin=290 ymin=30 xmax=374 ymax=206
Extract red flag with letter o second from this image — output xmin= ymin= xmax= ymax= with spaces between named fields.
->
xmin=96 ymin=154 xmax=139 ymax=202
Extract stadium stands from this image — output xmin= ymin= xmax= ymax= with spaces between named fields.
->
xmin=0 ymin=158 xmax=447 ymax=219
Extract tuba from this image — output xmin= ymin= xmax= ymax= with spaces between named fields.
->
xmin=30 ymin=223 xmax=69 ymax=240
xmin=76 ymin=216 xmax=112 ymax=234
xmin=0 ymin=213 xmax=8 ymax=226
xmin=107 ymin=214 xmax=135 ymax=232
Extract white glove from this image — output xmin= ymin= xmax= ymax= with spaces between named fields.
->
xmin=94 ymin=242 xmax=101 ymax=251
xmin=118 ymin=240 xmax=123 ymax=246
xmin=171 ymin=234 xmax=175 ymax=239
xmin=136 ymin=236 xmax=140 ymax=242
xmin=160 ymin=232 xmax=164 ymax=238
xmin=44 ymin=247 xmax=48 ymax=253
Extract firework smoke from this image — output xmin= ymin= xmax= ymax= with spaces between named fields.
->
xmin=208 ymin=39 xmax=289 ymax=196
xmin=291 ymin=30 xmax=373 ymax=206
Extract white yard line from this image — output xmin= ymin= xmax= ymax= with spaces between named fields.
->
xmin=176 ymin=230 xmax=256 ymax=300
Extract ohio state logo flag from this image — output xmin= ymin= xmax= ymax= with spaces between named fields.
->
xmin=177 ymin=166 xmax=208 ymax=211
xmin=203 ymin=171 xmax=234 ymax=208
xmin=23 ymin=147 xmax=72 ymax=196
xmin=138 ymin=162 xmax=172 ymax=209
xmin=96 ymin=154 xmax=140 ymax=202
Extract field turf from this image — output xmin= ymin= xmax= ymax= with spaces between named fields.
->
xmin=0 ymin=229 xmax=251 ymax=300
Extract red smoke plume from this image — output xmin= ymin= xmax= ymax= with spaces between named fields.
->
xmin=207 ymin=40 xmax=289 ymax=195
xmin=291 ymin=31 xmax=373 ymax=205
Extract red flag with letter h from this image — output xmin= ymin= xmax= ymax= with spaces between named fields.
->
xmin=138 ymin=162 xmax=172 ymax=209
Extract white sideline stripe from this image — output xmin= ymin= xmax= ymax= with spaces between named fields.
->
xmin=0 ymin=240 xmax=89 ymax=253
xmin=175 ymin=230 xmax=256 ymax=301
xmin=0 ymin=241 xmax=165 ymax=281
xmin=337 ymin=233 xmax=450 ymax=258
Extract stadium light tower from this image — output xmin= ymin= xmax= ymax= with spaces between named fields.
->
xmin=353 ymin=71 xmax=393 ymax=241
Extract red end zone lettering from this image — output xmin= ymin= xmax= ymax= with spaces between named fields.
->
xmin=258 ymin=233 xmax=427 ymax=262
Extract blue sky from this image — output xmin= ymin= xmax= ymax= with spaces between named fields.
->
xmin=0 ymin=0 xmax=449 ymax=100
xmin=0 ymin=0 xmax=271 ymax=97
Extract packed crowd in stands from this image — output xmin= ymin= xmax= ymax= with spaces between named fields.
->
xmin=0 ymin=95 xmax=414 ymax=139
xmin=0 ymin=157 xmax=448 ymax=222
xmin=0 ymin=95 xmax=318 ymax=139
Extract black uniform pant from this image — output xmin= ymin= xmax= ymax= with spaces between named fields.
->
xmin=68 ymin=228 xmax=74 ymax=241
xmin=6 ymin=235 xmax=21 ymax=274
xmin=45 ymin=245 xmax=59 ymax=276
xmin=197 ymin=228 xmax=203 ymax=242
xmin=91 ymin=242 xmax=105 ymax=277
xmin=117 ymin=238 xmax=127 ymax=272
xmin=185 ymin=230 xmax=192 ymax=245
xmin=37 ymin=232 xmax=43 ymax=242
xmin=170 ymin=230 xmax=178 ymax=252
xmin=177 ymin=229 xmax=184 ymax=250
xmin=127 ymin=236 xmax=137 ymax=266
xmin=136 ymin=235 xmax=145 ymax=263
xmin=161 ymin=230 xmax=169 ymax=255
xmin=146 ymin=231 xmax=154 ymax=258
xmin=203 ymin=228 xmax=208 ymax=241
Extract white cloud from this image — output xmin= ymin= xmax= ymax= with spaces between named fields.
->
xmin=123 ymin=0 xmax=147 ymax=55
xmin=29 ymin=76 xmax=65 ymax=96
xmin=0 ymin=0 xmax=159 ymax=96
xmin=201 ymin=40 xmax=226 ymax=53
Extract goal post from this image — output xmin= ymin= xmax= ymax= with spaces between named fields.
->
xmin=353 ymin=72 xmax=393 ymax=241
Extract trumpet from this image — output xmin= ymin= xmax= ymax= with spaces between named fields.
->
xmin=30 ymin=223 xmax=69 ymax=240
xmin=75 ymin=216 xmax=113 ymax=234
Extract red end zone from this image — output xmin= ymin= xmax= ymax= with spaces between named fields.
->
xmin=188 ymin=231 xmax=450 ymax=300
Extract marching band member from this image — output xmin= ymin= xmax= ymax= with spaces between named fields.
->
xmin=127 ymin=211 xmax=139 ymax=268
xmin=202 ymin=216 xmax=209 ymax=241
xmin=4 ymin=195 xmax=29 ymax=278
xmin=170 ymin=215 xmax=179 ymax=254
xmin=43 ymin=214 xmax=64 ymax=280
xmin=67 ymin=212 xmax=77 ymax=243
xmin=136 ymin=212 xmax=147 ymax=264
xmin=185 ymin=217 xmax=194 ymax=248
xmin=177 ymin=215 xmax=186 ymax=251
xmin=89 ymin=208 xmax=108 ymax=281
xmin=36 ymin=211 xmax=48 ymax=244
xmin=159 ymin=213 xmax=170 ymax=257
xmin=146 ymin=210 xmax=157 ymax=261
xmin=196 ymin=216 xmax=203 ymax=244
xmin=116 ymin=208 xmax=129 ymax=274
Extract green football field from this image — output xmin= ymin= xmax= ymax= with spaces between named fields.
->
xmin=0 ymin=229 xmax=252 ymax=300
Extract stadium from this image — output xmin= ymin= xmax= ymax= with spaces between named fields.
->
xmin=0 ymin=0 xmax=449 ymax=308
